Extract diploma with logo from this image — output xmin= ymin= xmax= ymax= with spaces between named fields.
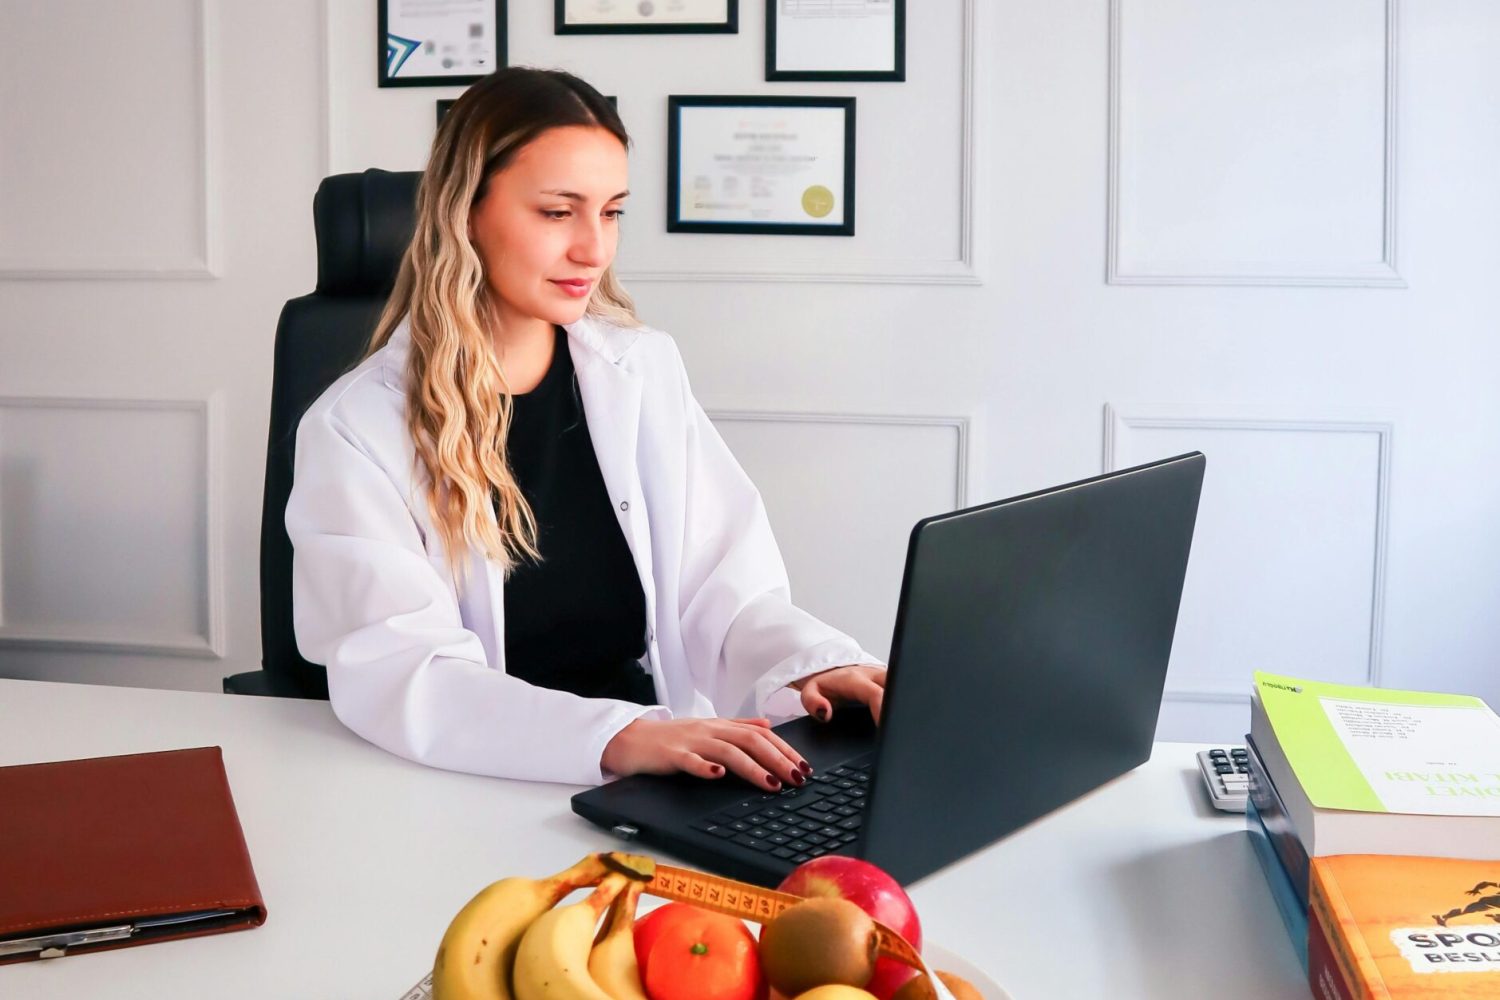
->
xmin=667 ymin=96 xmax=856 ymax=236
xmin=379 ymin=0 xmax=506 ymax=87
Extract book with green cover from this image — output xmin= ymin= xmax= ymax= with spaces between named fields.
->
xmin=1254 ymin=672 xmax=1500 ymax=816
xmin=1250 ymin=672 xmax=1500 ymax=860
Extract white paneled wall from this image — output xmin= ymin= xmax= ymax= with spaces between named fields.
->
xmin=0 ymin=0 xmax=322 ymax=690
xmin=1 ymin=1 xmax=1497 ymax=746
xmin=0 ymin=397 xmax=223 ymax=657
xmin=0 ymin=0 xmax=217 ymax=278
xmin=1108 ymin=0 xmax=1399 ymax=285
xmin=714 ymin=411 xmax=968 ymax=662
xmin=1106 ymin=408 xmax=1392 ymax=738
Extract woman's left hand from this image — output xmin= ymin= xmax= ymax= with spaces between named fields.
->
xmin=790 ymin=665 xmax=886 ymax=725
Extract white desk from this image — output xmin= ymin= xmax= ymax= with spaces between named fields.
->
xmin=0 ymin=679 xmax=1309 ymax=1000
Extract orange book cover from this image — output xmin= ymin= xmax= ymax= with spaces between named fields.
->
xmin=1310 ymin=855 xmax=1500 ymax=998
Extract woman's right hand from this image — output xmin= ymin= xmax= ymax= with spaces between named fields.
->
xmin=601 ymin=717 xmax=812 ymax=792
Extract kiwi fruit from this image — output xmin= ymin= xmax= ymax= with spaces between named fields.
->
xmin=759 ymin=897 xmax=879 ymax=996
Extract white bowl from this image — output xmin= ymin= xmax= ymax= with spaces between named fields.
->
xmin=922 ymin=941 xmax=1013 ymax=1000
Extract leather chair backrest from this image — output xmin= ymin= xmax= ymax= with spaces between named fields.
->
xmin=255 ymin=169 xmax=421 ymax=698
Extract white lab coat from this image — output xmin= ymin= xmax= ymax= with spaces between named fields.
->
xmin=286 ymin=315 xmax=883 ymax=786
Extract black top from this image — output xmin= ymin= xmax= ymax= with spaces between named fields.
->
xmin=500 ymin=326 xmax=656 ymax=706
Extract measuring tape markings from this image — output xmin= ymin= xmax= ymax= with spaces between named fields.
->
xmin=643 ymin=863 xmax=924 ymax=970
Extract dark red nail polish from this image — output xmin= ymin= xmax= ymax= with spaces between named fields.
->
xmin=799 ymin=760 xmax=813 ymax=774
xmin=790 ymin=771 xmax=805 ymax=786
xmin=710 ymin=764 xmax=724 ymax=775
xmin=817 ymin=708 xmax=829 ymax=721
xmin=766 ymin=774 xmax=781 ymax=789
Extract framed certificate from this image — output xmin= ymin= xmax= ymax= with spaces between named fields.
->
xmin=556 ymin=0 xmax=737 ymax=35
xmin=667 ymin=96 xmax=856 ymax=236
xmin=766 ymin=0 xmax=904 ymax=82
xmin=379 ymin=0 xmax=507 ymax=88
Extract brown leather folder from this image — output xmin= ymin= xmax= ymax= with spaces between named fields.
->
xmin=0 ymin=746 xmax=267 ymax=963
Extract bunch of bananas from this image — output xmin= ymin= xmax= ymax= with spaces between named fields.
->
xmin=431 ymin=852 xmax=656 ymax=1000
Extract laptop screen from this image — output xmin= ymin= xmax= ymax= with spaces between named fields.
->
xmin=860 ymin=452 xmax=1205 ymax=883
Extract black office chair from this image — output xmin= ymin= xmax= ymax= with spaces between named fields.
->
xmin=224 ymin=169 xmax=422 ymax=698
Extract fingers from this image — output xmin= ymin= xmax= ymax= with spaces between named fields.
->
xmin=698 ymin=736 xmax=782 ymax=792
xmin=839 ymin=672 xmax=885 ymax=725
xmin=674 ymin=750 xmax=726 ymax=781
xmin=635 ymin=716 xmax=830 ymax=791
xmin=609 ymin=719 xmax=801 ymax=790
xmin=755 ymin=725 xmax=813 ymax=777
xmin=711 ymin=722 xmax=807 ymax=790
xmin=799 ymin=679 xmax=835 ymax=723
xmin=801 ymin=669 xmax=887 ymax=725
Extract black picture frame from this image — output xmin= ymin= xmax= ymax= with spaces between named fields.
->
xmin=555 ymin=0 xmax=738 ymax=35
xmin=666 ymin=95 xmax=856 ymax=237
xmin=765 ymin=0 xmax=905 ymax=82
xmin=379 ymin=0 xmax=507 ymax=88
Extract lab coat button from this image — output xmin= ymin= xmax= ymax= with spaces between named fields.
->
xmin=619 ymin=500 xmax=630 ymax=511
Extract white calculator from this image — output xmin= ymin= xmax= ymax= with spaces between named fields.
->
xmin=1196 ymin=746 xmax=1249 ymax=812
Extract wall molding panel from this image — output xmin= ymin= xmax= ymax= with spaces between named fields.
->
xmin=0 ymin=395 xmax=226 ymax=659
xmin=1106 ymin=0 xmax=1402 ymax=287
xmin=1104 ymin=405 xmax=1393 ymax=705
xmin=710 ymin=409 xmax=971 ymax=509
xmin=0 ymin=0 xmax=219 ymax=280
xmin=706 ymin=409 xmax=970 ymax=661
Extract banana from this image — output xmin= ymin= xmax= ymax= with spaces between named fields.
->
xmin=513 ymin=872 xmax=635 ymax=1000
xmin=587 ymin=879 xmax=650 ymax=1000
xmin=431 ymin=854 xmax=612 ymax=1000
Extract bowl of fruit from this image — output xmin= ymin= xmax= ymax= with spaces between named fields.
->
xmin=408 ymin=852 xmax=1007 ymax=1000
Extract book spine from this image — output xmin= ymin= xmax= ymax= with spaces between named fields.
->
xmin=1247 ymin=734 xmax=1311 ymax=907
xmin=1246 ymin=797 xmax=1309 ymax=973
xmin=1308 ymin=904 xmax=1359 ymax=1000
xmin=1249 ymin=691 xmax=1317 ymax=848
xmin=1309 ymin=861 xmax=1390 ymax=1000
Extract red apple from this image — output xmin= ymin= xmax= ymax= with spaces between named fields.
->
xmin=775 ymin=857 xmax=921 ymax=1000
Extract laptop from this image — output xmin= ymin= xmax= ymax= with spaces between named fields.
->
xmin=572 ymin=451 xmax=1206 ymax=886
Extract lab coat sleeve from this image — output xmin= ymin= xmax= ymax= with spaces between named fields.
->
xmin=286 ymin=400 xmax=669 ymax=786
xmin=669 ymin=346 xmax=886 ymax=719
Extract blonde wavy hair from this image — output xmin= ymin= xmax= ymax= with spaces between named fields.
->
xmin=366 ymin=67 xmax=639 ymax=583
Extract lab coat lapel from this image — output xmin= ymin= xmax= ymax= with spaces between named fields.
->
xmin=566 ymin=328 xmax=664 ymax=699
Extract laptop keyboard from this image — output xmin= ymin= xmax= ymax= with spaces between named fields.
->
xmin=689 ymin=755 xmax=874 ymax=863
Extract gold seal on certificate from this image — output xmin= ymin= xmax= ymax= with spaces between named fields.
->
xmin=801 ymin=185 xmax=835 ymax=218
xmin=556 ymin=0 xmax=737 ymax=34
xmin=667 ymin=96 xmax=856 ymax=236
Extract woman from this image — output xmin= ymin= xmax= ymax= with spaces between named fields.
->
xmin=287 ymin=67 xmax=885 ymax=791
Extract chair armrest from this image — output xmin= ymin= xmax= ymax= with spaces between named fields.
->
xmin=222 ymin=670 xmax=322 ymax=699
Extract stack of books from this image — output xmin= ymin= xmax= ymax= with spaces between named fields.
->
xmin=1245 ymin=671 xmax=1500 ymax=997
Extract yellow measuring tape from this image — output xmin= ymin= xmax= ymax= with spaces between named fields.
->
xmin=642 ymin=863 xmax=924 ymax=970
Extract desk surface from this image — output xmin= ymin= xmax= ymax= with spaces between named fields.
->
xmin=0 ymin=679 xmax=1309 ymax=1000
